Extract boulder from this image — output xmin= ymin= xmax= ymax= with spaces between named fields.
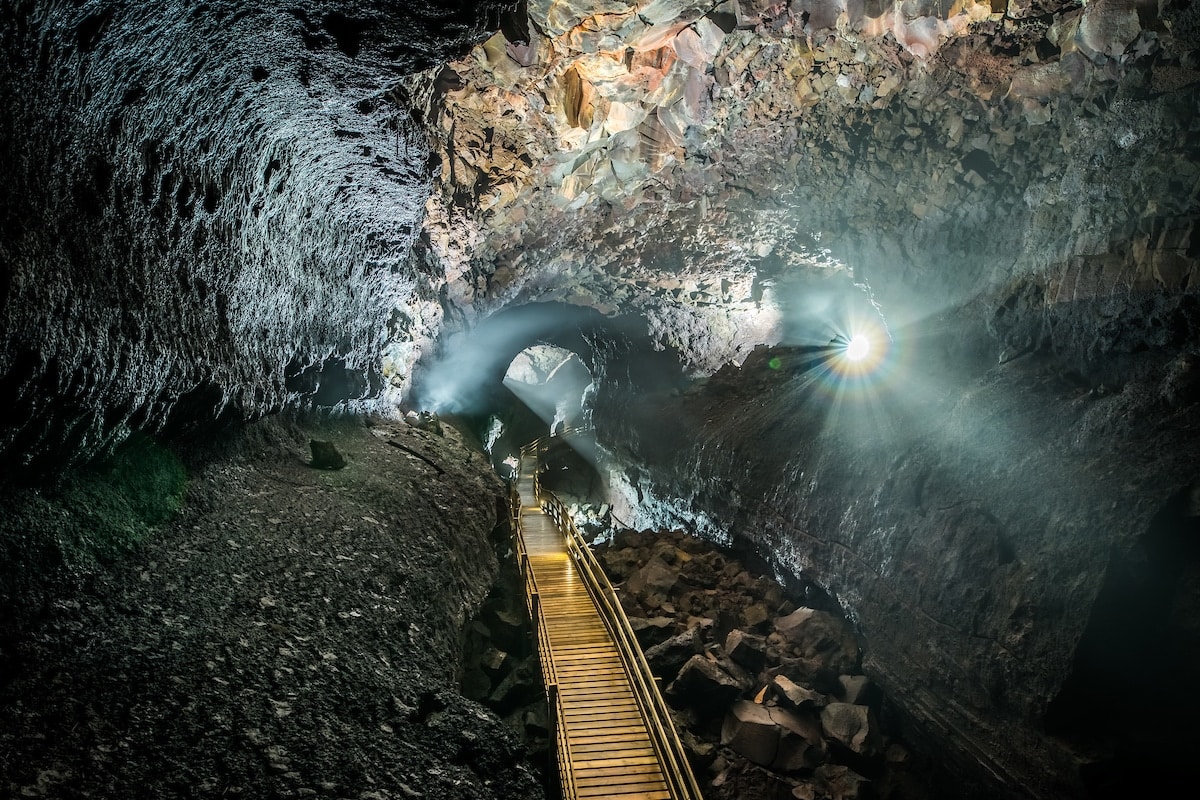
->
xmin=667 ymin=655 xmax=744 ymax=714
xmin=629 ymin=616 xmax=677 ymax=648
xmin=741 ymin=601 xmax=771 ymax=631
xmin=720 ymin=701 xmax=778 ymax=766
xmin=813 ymin=764 xmax=872 ymax=800
xmin=772 ymin=674 xmax=826 ymax=711
xmin=770 ymin=656 xmax=842 ymax=695
xmin=774 ymin=608 xmax=861 ymax=673
xmin=645 ymin=626 xmax=705 ymax=679
xmin=725 ymin=629 xmax=770 ymax=673
xmin=309 ymin=439 xmax=346 ymax=470
xmin=820 ymin=703 xmax=883 ymax=760
xmin=837 ymin=675 xmax=879 ymax=708
xmin=720 ymin=700 xmax=825 ymax=771
xmin=626 ymin=556 xmax=680 ymax=597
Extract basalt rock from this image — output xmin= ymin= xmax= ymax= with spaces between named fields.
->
xmin=0 ymin=1 xmax=507 ymax=476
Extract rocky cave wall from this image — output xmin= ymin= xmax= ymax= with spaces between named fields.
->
xmin=399 ymin=1 xmax=1200 ymax=797
xmin=0 ymin=0 xmax=507 ymax=478
xmin=412 ymin=0 xmax=1199 ymax=386
xmin=2 ymin=2 xmax=1200 ymax=798
xmin=594 ymin=336 xmax=1200 ymax=798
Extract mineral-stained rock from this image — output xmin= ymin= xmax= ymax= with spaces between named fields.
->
xmin=667 ymin=654 xmax=744 ymax=714
xmin=820 ymin=703 xmax=883 ymax=760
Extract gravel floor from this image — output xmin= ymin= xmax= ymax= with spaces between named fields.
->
xmin=0 ymin=415 xmax=545 ymax=800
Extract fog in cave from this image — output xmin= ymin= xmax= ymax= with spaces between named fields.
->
xmin=2 ymin=2 xmax=1199 ymax=800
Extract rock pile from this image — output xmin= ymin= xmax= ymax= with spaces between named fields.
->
xmin=597 ymin=528 xmax=928 ymax=800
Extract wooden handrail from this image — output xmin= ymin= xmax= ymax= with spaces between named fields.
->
xmin=538 ymin=488 xmax=703 ymax=800
xmin=518 ymin=425 xmax=594 ymax=459
xmin=509 ymin=484 xmax=576 ymax=799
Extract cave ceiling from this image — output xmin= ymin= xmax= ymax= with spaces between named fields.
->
xmin=0 ymin=0 xmax=1197 ymax=468
xmin=401 ymin=0 xmax=1199 ymax=381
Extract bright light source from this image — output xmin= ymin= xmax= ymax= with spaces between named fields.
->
xmin=845 ymin=335 xmax=870 ymax=362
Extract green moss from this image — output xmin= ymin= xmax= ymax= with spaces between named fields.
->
xmin=54 ymin=432 xmax=188 ymax=563
xmin=0 ymin=433 xmax=187 ymax=613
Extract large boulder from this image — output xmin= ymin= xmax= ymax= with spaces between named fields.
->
xmin=725 ymin=628 xmax=770 ymax=673
xmin=772 ymin=674 xmax=827 ymax=711
xmin=721 ymin=700 xmax=826 ymax=771
xmin=812 ymin=764 xmax=872 ymax=800
xmin=626 ymin=556 xmax=681 ymax=597
xmin=667 ymin=655 xmax=745 ymax=714
xmin=837 ymin=675 xmax=880 ymax=708
xmin=645 ymin=625 xmax=706 ymax=679
xmin=774 ymin=608 xmax=861 ymax=674
xmin=820 ymin=703 xmax=883 ymax=760
xmin=770 ymin=656 xmax=842 ymax=695
xmin=629 ymin=615 xmax=677 ymax=648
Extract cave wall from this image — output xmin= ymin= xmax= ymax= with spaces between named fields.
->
xmin=410 ymin=0 xmax=1200 ymax=382
xmin=0 ymin=1 xmax=504 ymax=478
xmin=595 ymin=323 xmax=1200 ymax=798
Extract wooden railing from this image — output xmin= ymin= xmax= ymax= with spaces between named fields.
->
xmin=508 ymin=485 xmax=576 ymax=799
xmin=518 ymin=425 xmax=593 ymax=460
xmin=521 ymin=428 xmax=702 ymax=800
xmin=540 ymin=491 xmax=703 ymax=800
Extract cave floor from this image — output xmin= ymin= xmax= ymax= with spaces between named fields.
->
xmin=0 ymin=416 xmax=543 ymax=800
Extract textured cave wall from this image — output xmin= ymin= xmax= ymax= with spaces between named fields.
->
xmin=386 ymin=2 xmax=1200 ymax=796
xmin=407 ymin=0 xmax=1199 ymax=383
xmin=0 ymin=0 xmax=505 ymax=478
xmin=595 ymin=329 xmax=1200 ymax=798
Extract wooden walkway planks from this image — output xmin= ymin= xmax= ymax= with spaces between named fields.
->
xmin=516 ymin=455 xmax=672 ymax=800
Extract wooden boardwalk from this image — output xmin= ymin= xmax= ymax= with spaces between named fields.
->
xmin=513 ymin=447 xmax=701 ymax=800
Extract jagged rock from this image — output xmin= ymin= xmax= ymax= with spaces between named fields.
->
xmin=774 ymin=608 xmax=860 ymax=673
xmin=720 ymin=701 xmax=777 ymax=766
xmin=721 ymin=700 xmax=825 ymax=771
xmin=820 ymin=703 xmax=883 ymax=760
xmin=645 ymin=626 xmax=706 ymax=679
xmin=773 ymin=675 xmax=826 ymax=711
xmin=626 ymin=556 xmax=680 ymax=597
xmin=485 ymin=608 xmax=528 ymax=652
xmin=309 ymin=440 xmax=346 ymax=470
xmin=771 ymin=657 xmax=842 ymax=695
xmin=488 ymin=659 xmax=542 ymax=713
xmin=629 ymin=616 xmax=678 ymax=648
xmin=726 ymin=629 xmax=770 ymax=672
xmin=480 ymin=646 xmax=508 ymax=674
xmin=741 ymin=602 xmax=771 ymax=631
xmin=1078 ymin=0 xmax=1142 ymax=59
xmin=667 ymin=655 xmax=744 ymax=714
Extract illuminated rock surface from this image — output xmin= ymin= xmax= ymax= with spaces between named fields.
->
xmin=2 ymin=1 xmax=1199 ymax=798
